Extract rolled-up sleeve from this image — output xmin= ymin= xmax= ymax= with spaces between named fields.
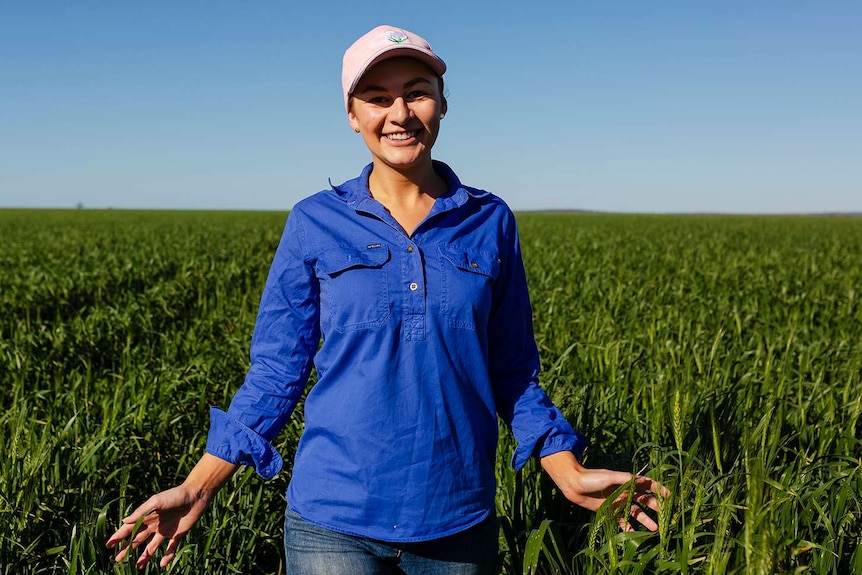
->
xmin=205 ymin=208 xmax=320 ymax=479
xmin=488 ymin=212 xmax=587 ymax=470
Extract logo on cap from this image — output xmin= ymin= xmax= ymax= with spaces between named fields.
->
xmin=385 ymin=30 xmax=408 ymax=44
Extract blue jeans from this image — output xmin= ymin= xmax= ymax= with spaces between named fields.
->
xmin=284 ymin=509 xmax=498 ymax=575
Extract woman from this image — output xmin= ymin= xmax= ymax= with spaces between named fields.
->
xmin=107 ymin=25 xmax=667 ymax=574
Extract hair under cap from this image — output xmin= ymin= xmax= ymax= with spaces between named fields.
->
xmin=342 ymin=25 xmax=446 ymax=112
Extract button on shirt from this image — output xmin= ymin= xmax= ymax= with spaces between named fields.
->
xmin=205 ymin=161 xmax=586 ymax=542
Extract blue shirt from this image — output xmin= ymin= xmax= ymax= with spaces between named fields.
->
xmin=206 ymin=161 xmax=586 ymax=542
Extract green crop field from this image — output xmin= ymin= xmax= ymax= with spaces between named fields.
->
xmin=1 ymin=209 xmax=860 ymax=574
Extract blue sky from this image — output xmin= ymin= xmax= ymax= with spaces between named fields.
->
xmin=1 ymin=1 xmax=860 ymax=213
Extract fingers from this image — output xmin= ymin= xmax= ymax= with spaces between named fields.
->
xmin=597 ymin=470 xmax=641 ymax=494
xmin=617 ymin=515 xmax=634 ymax=532
xmin=634 ymin=475 xmax=671 ymax=498
xmin=107 ymin=516 xmax=150 ymax=561
xmin=107 ymin=521 xmax=184 ymax=568
xmin=633 ymin=489 xmax=661 ymax=514
xmin=108 ymin=525 xmax=151 ymax=563
xmin=135 ymin=533 xmax=166 ymax=569
xmin=108 ymin=520 xmax=152 ymax=562
xmin=160 ymin=536 xmax=182 ymax=568
xmin=131 ymin=528 xmax=152 ymax=549
xmin=605 ymin=473 xmax=669 ymax=533
xmin=628 ymin=502 xmax=659 ymax=531
xmin=106 ymin=499 xmax=159 ymax=564
xmin=125 ymin=496 xmax=160 ymax=525
xmin=106 ymin=497 xmax=158 ymax=546
xmin=625 ymin=476 xmax=669 ymax=532
xmin=112 ymin=541 xmax=131 ymax=563
xmin=561 ymin=463 xmax=671 ymax=533
xmin=105 ymin=523 xmax=134 ymax=548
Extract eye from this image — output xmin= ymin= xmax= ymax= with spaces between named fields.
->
xmin=368 ymin=95 xmax=391 ymax=105
xmin=405 ymin=90 xmax=427 ymax=101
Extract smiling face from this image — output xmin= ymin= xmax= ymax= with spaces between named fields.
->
xmin=347 ymin=57 xmax=447 ymax=174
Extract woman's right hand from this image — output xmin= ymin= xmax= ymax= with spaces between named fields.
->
xmin=106 ymin=484 xmax=210 ymax=569
xmin=106 ymin=453 xmax=238 ymax=569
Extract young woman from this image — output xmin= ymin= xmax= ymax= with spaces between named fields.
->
xmin=107 ymin=25 xmax=667 ymax=574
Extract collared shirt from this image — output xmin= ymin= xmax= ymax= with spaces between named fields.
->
xmin=206 ymin=161 xmax=586 ymax=542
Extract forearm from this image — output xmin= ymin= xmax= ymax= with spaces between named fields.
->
xmin=493 ymin=376 xmax=586 ymax=469
xmin=181 ymin=452 xmax=239 ymax=503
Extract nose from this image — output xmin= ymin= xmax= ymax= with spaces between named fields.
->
xmin=389 ymin=97 xmax=411 ymax=125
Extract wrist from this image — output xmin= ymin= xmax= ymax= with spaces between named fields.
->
xmin=181 ymin=453 xmax=239 ymax=503
xmin=540 ymin=450 xmax=585 ymax=500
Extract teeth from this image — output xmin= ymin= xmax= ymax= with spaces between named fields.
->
xmin=385 ymin=131 xmax=416 ymax=141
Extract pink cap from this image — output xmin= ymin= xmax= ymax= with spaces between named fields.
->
xmin=342 ymin=25 xmax=446 ymax=111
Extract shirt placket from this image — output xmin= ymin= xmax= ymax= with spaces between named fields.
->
xmin=397 ymin=195 xmax=470 ymax=342
xmin=353 ymin=191 xmax=470 ymax=343
xmin=401 ymin=240 xmax=425 ymax=341
xmin=353 ymin=199 xmax=428 ymax=341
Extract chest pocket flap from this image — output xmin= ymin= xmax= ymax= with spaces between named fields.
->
xmin=440 ymin=245 xmax=501 ymax=279
xmin=318 ymin=245 xmax=391 ymax=277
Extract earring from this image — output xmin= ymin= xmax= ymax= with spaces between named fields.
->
xmin=440 ymin=113 xmax=445 ymax=119
xmin=354 ymin=128 xmax=360 ymax=133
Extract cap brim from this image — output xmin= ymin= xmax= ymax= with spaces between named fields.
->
xmin=348 ymin=46 xmax=447 ymax=98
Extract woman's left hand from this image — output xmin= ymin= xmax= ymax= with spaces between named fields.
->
xmin=540 ymin=450 xmax=670 ymax=532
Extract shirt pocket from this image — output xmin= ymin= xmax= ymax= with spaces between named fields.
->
xmin=439 ymin=244 xmax=501 ymax=330
xmin=317 ymin=245 xmax=391 ymax=332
